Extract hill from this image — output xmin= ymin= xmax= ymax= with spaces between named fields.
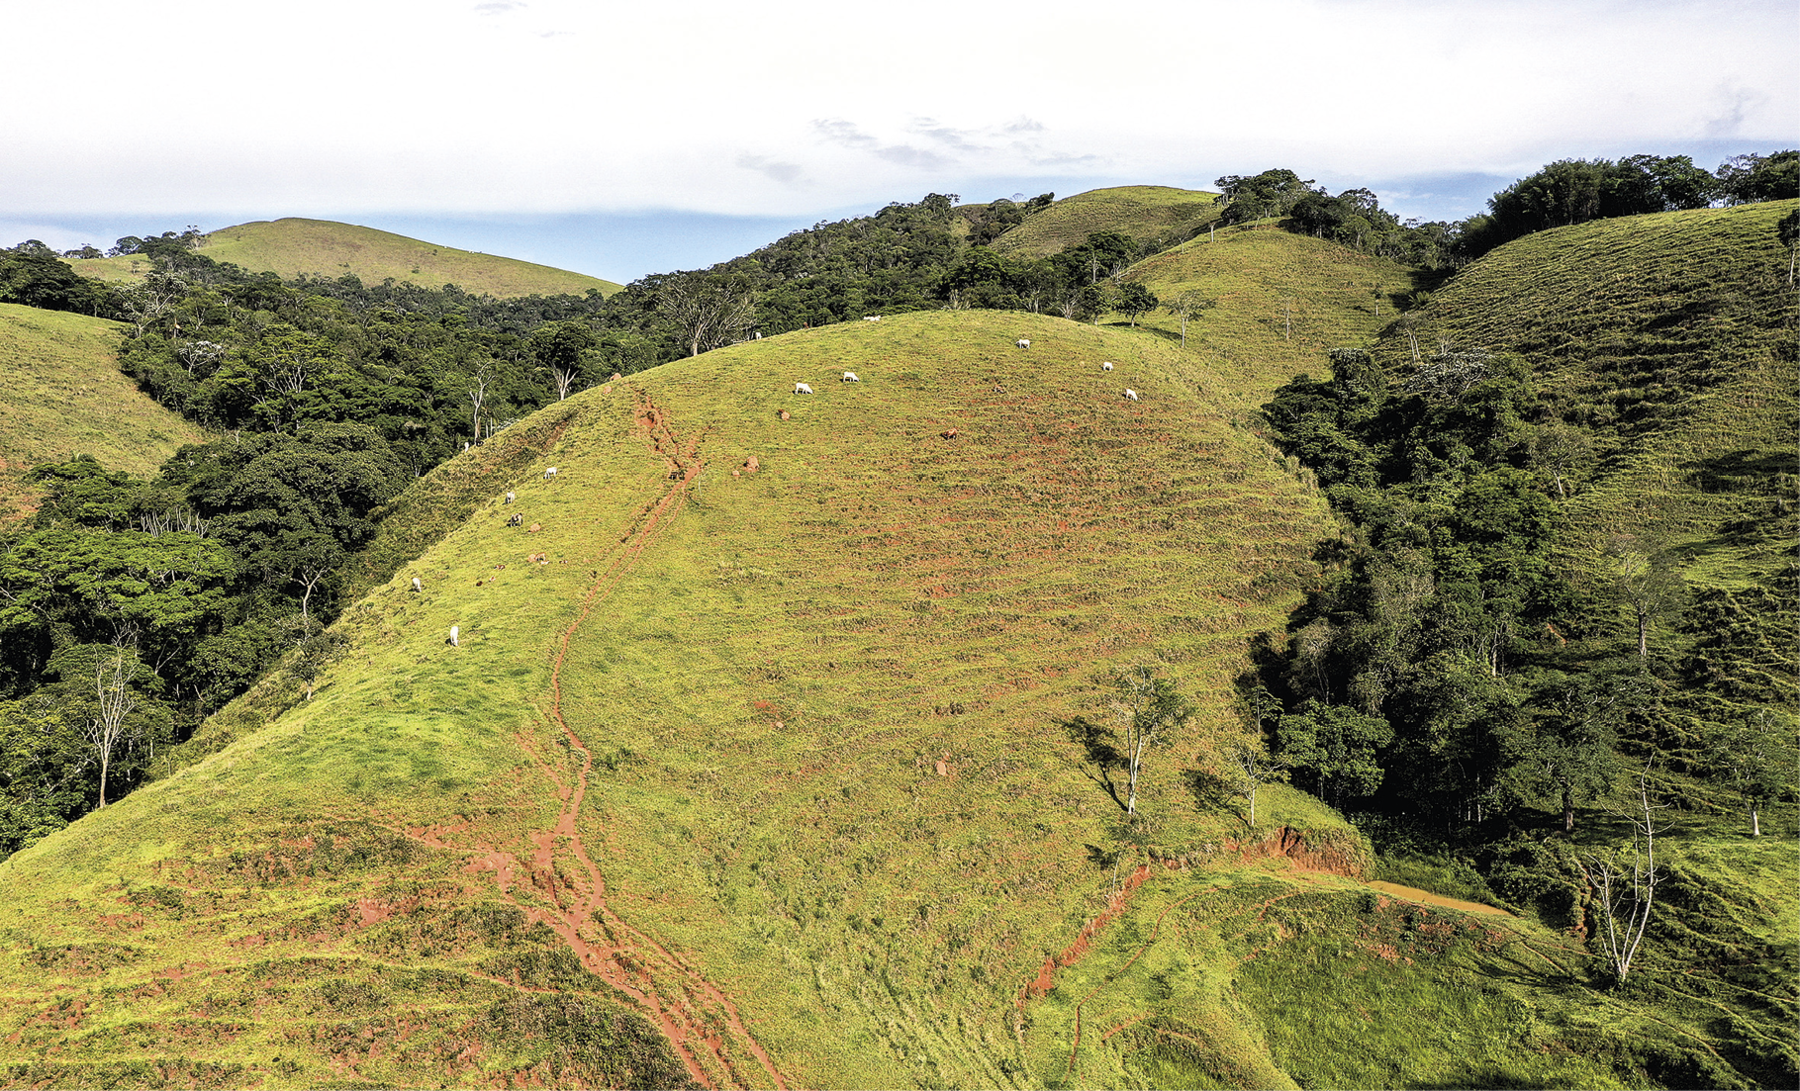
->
xmin=992 ymin=185 xmax=1222 ymax=260
xmin=1371 ymin=199 xmax=1798 ymax=591
xmin=0 ymin=301 xmax=1746 ymax=1088
xmin=0 ymin=303 xmax=208 ymax=523
xmin=0 ymin=311 xmax=1356 ymax=1086
xmin=67 ymin=219 xmax=622 ymax=299
xmin=1120 ymin=222 xmax=1418 ymax=403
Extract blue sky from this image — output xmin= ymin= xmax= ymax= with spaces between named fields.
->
xmin=3 ymin=0 xmax=1793 ymax=284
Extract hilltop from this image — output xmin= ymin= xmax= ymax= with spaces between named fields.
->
xmin=0 ymin=303 xmax=207 ymax=523
xmin=67 ymin=218 xmax=622 ymax=299
xmin=992 ymin=186 xmax=1222 ymax=259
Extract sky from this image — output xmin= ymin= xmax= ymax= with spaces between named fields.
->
xmin=3 ymin=0 xmax=1794 ymax=284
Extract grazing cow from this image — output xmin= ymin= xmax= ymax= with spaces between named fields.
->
xmin=863 ymin=315 xmax=882 ymax=322
xmin=543 ymin=466 xmax=558 ymax=480
xmin=504 ymin=490 xmax=515 ymax=504
xmin=508 ymin=513 xmax=523 ymax=527
xmin=449 ymin=625 xmax=460 ymax=647
xmin=794 ymin=382 xmax=814 ymax=395
xmin=1124 ymin=389 xmax=1140 ymax=402
xmin=1016 ymin=338 xmax=1031 ymax=349
xmin=842 ymin=372 xmax=860 ymax=382
xmin=1102 ymin=361 xmax=1114 ymax=371
xmin=411 ymin=576 xmax=422 ymax=593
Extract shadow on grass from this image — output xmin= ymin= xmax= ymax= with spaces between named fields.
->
xmin=1405 ymin=1071 xmax=1595 ymax=1090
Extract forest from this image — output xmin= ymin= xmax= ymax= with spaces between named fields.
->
xmin=0 ymin=148 xmax=1793 ymax=874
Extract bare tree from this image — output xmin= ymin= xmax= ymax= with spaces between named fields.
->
xmin=1164 ymin=292 xmax=1216 ymax=349
xmin=467 ymin=362 xmax=492 ymax=446
xmin=1576 ymin=770 xmax=1668 ymax=982
xmin=1109 ymin=666 xmax=1194 ymax=817
xmin=550 ymin=366 xmax=578 ymax=401
xmin=653 ymin=274 xmax=758 ymax=357
xmin=85 ymin=650 xmax=141 ymax=808
xmin=1222 ymin=734 xmax=1289 ymax=828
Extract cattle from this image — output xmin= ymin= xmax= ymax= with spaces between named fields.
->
xmin=504 ymin=490 xmax=515 ymax=504
xmin=1016 ymin=338 xmax=1031 ymax=349
xmin=794 ymin=382 xmax=815 ymax=395
xmin=842 ymin=372 xmax=860 ymax=383
xmin=411 ymin=576 xmax=422 ymax=593
xmin=543 ymin=466 xmax=558 ymax=480
xmin=863 ymin=315 xmax=882 ymax=322
xmin=449 ymin=625 xmax=460 ymax=647
xmin=508 ymin=513 xmax=524 ymax=527
xmin=1124 ymin=389 xmax=1140 ymax=402
xmin=1102 ymin=361 xmax=1114 ymax=371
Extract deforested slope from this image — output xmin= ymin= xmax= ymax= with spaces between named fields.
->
xmin=0 ymin=302 xmax=208 ymax=523
xmin=993 ymin=185 xmax=1222 ymax=259
xmin=69 ymin=218 xmax=622 ymax=298
xmin=0 ymin=311 xmax=1341 ymax=1086
xmin=1125 ymin=224 xmax=1418 ymax=404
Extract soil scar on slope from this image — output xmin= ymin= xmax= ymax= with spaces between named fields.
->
xmin=497 ymin=389 xmax=787 ymax=1089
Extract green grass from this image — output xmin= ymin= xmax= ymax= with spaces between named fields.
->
xmin=0 ymin=309 xmax=1345 ymax=1086
xmin=66 ymin=218 xmax=622 ymax=298
xmin=0 ymin=302 xmax=208 ymax=523
xmin=995 ymin=186 xmax=1223 ymax=259
xmin=1118 ymin=223 xmax=1419 ymax=409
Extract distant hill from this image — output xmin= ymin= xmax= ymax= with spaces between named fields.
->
xmin=0 ymin=303 xmax=207 ymax=523
xmin=66 ymin=218 xmax=622 ymax=298
xmin=994 ymin=185 xmax=1223 ymax=259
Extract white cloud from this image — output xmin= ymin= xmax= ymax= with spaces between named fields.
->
xmin=2 ymin=0 xmax=1792 ymax=223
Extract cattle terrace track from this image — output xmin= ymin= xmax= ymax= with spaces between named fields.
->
xmin=477 ymin=391 xmax=786 ymax=1089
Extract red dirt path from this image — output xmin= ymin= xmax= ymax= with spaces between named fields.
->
xmin=456 ymin=391 xmax=787 ymax=1089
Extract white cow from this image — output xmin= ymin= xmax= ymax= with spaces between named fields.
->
xmin=1124 ymin=389 xmax=1140 ymax=402
xmin=411 ymin=576 xmax=422 ymax=593
xmin=449 ymin=625 xmax=460 ymax=647
xmin=543 ymin=466 xmax=558 ymax=480
xmin=1016 ymin=338 xmax=1031 ymax=349
xmin=863 ymin=315 xmax=882 ymax=322
xmin=1102 ymin=361 xmax=1114 ymax=371
xmin=842 ymin=372 xmax=860 ymax=383
xmin=794 ymin=382 xmax=815 ymax=394
xmin=504 ymin=490 xmax=516 ymax=504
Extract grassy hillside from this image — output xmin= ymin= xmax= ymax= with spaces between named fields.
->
xmin=0 ymin=303 xmax=207 ymax=523
xmin=1374 ymin=200 xmax=1798 ymax=595
xmin=995 ymin=186 xmax=1222 ymax=259
xmin=67 ymin=219 xmax=622 ymax=299
xmin=1120 ymin=224 xmax=1418 ymax=404
xmin=0 ymin=300 xmax=1737 ymax=1088
xmin=0 ymin=310 xmax=1350 ymax=1087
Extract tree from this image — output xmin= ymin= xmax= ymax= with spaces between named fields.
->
xmin=1576 ymin=770 xmax=1667 ymax=983
xmin=1221 ymin=732 xmax=1288 ymax=828
xmin=651 ymin=273 xmax=757 ymax=357
xmin=1276 ymin=699 xmax=1393 ymax=807
xmin=1779 ymin=208 xmax=1800 ymax=285
xmin=1116 ymin=282 xmax=1158 ymax=328
xmin=1065 ymin=667 xmax=1193 ymax=817
xmin=1608 ymin=541 xmax=1683 ymax=659
xmin=1718 ymin=712 xmax=1787 ymax=837
xmin=84 ymin=648 xmax=140 ymax=809
xmin=1164 ymin=292 xmax=1215 ymax=349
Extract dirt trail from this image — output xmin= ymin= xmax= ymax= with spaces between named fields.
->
xmin=485 ymin=392 xmax=787 ymax=1089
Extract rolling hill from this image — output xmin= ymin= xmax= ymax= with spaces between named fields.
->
xmin=0 ymin=304 xmax=1735 ymax=1090
xmin=992 ymin=186 xmax=1222 ymax=260
xmin=0 ymin=302 xmax=208 ymax=524
xmin=66 ymin=219 xmax=622 ymax=299
xmin=0 ymin=193 xmax=1792 ymax=1089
